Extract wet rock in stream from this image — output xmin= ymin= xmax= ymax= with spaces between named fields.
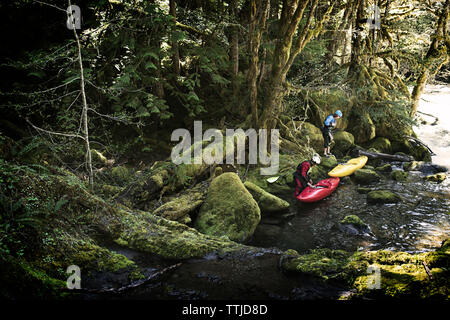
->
xmin=338 ymin=215 xmax=372 ymax=236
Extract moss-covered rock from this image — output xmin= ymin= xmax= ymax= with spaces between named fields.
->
xmin=333 ymin=131 xmax=355 ymax=154
xmin=367 ymin=190 xmax=402 ymax=204
xmin=194 ymin=173 xmax=261 ymax=242
xmin=403 ymin=161 xmax=420 ymax=171
xmin=425 ymin=173 xmax=446 ymax=183
xmin=354 ymin=168 xmax=381 ymax=184
xmin=153 ymin=182 xmax=208 ymax=222
xmin=319 ymin=155 xmax=338 ymax=169
xmin=280 ymin=248 xmax=367 ymax=283
xmin=244 ymin=181 xmax=290 ymax=214
xmin=367 ymin=137 xmax=392 ymax=153
xmin=340 ymin=215 xmax=366 ymax=227
xmin=352 ymin=241 xmax=450 ymax=299
xmin=297 ymin=122 xmax=324 ymax=152
xmin=347 ymin=111 xmax=376 ymax=144
xmin=308 ymin=164 xmax=328 ymax=182
xmin=339 ymin=215 xmax=371 ymax=235
xmin=375 ymin=163 xmax=392 ymax=173
xmin=390 ymin=170 xmax=408 ymax=182
xmin=357 ymin=187 xmax=372 ymax=194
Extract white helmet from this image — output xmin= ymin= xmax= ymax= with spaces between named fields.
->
xmin=312 ymin=154 xmax=321 ymax=165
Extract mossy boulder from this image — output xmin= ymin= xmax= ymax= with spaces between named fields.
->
xmin=425 ymin=173 xmax=446 ymax=183
xmin=319 ymin=155 xmax=338 ymax=170
xmin=347 ymin=111 xmax=376 ymax=144
xmin=367 ymin=137 xmax=391 ymax=153
xmin=390 ymin=170 xmax=408 ymax=182
xmin=339 ymin=215 xmax=371 ymax=235
xmin=308 ymin=164 xmax=328 ymax=182
xmin=352 ymin=241 xmax=450 ymax=299
xmin=280 ymin=248 xmax=366 ymax=282
xmin=194 ymin=173 xmax=261 ymax=242
xmin=333 ymin=131 xmax=355 ymax=154
xmin=340 ymin=215 xmax=366 ymax=227
xmin=297 ymin=122 xmax=324 ymax=152
xmin=281 ymin=238 xmax=450 ymax=299
xmin=403 ymin=161 xmax=420 ymax=171
xmin=354 ymin=168 xmax=381 ymax=184
xmin=244 ymin=181 xmax=290 ymax=214
xmin=375 ymin=163 xmax=392 ymax=173
xmin=367 ymin=190 xmax=402 ymax=204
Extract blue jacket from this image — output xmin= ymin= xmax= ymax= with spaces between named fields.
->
xmin=324 ymin=114 xmax=335 ymax=127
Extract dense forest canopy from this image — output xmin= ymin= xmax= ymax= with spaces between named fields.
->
xmin=1 ymin=1 xmax=448 ymax=163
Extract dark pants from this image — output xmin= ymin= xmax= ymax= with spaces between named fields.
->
xmin=293 ymin=172 xmax=308 ymax=196
xmin=322 ymin=127 xmax=333 ymax=148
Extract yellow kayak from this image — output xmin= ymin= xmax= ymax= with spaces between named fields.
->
xmin=328 ymin=156 xmax=368 ymax=177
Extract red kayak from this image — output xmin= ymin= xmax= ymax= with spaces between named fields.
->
xmin=296 ymin=177 xmax=340 ymax=203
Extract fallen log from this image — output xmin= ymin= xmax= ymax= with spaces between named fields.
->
xmin=358 ymin=149 xmax=414 ymax=162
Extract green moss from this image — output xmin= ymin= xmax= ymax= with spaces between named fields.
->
xmin=352 ymin=245 xmax=450 ymax=299
xmin=347 ymin=111 xmax=376 ymax=144
xmin=375 ymin=164 xmax=392 ymax=173
xmin=0 ymin=256 xmax=67 ymax=299
xmin=153 ymin=183 xmax=206 ymax=222
xmin=110 ymin=166 xmax=133 ymax=185
xmin=367 ymin=190 xmax=402 ymax=204
xmin=296 ymin=122 xmax=324 ymax=152
xmin=116 ymin=209 xmax=241 ymax=259
xmin=390 ymin=170 xmax=408 ymax=182
xmin=425 ymin=173 xmax=446 ymax=183
xmin=354 ymin=168 xmax=381 ymax=184
xmin=194 ymin=173 xmax=261 ymax=243
xmin=367 ymin=137 xmax=391 ymax=153
xmin=333 ymin=131 xmax=355 ymax=154
xmin=357 ymin=187 xmax=372 ymax=194
xmin=319 ymin=155 xmax=338 ymax=169
xmin=244 ymin=181 xmax=290 ymax=213
xmin=280 ymin=248 xmax=368 ymax=283
xmin=340 ymin=215 xmax=367 ymax=228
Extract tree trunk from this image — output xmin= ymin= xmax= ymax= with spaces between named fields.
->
xmin=170 ymin=0 xmax=180 ymax=75
xmin=349 ymin=0 xmax=365 ymax=75
xmin=68 ymin=0 xmax=93 ymax=187
xmin=247 ymin=0 xmax=270 ymax=127
xmin=411 ymin=0 xmax=449 ymax=115
xmin=358 ymin=150 xmax=414 ymax=162
xmin=230 ymin=0 xmax=239 ymax=77
xmin=259 ymin=0 xmax=336 ymax=129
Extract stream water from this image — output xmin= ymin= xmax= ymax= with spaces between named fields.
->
xmin=249 ymin=85 xmax=450 ymax=255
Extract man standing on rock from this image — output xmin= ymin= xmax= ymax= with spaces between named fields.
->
xmin=293 ymin=154 xmax=321 ymax=196
xmin=322 ymin=110 xmax=342 ymax=157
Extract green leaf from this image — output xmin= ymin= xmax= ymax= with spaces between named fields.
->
xmin=144 ymin=62 xmax=157 ymax=70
